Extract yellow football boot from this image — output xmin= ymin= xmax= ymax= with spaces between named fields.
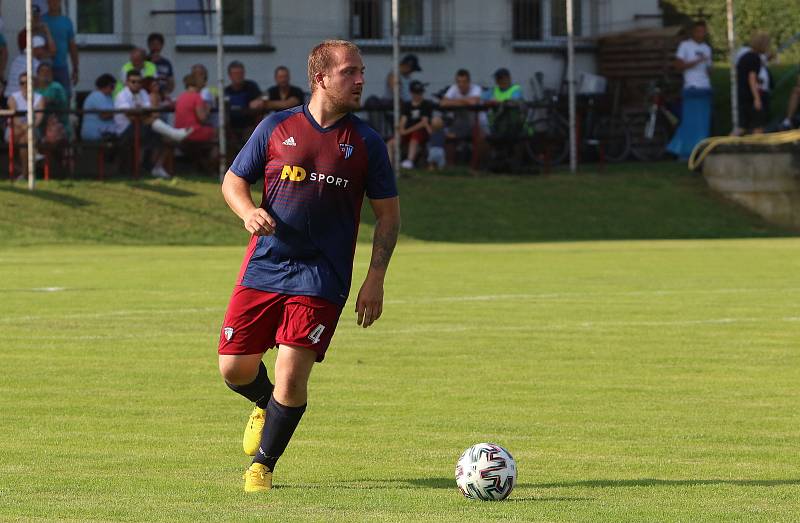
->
xmin=243 ymin=406 xmax=266 ymax=456
xmin=243 ymin=462 xmax=273 ymax=492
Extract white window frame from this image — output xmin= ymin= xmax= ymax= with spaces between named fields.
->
xmin=352 ymin=0 xmax=435 ymax=47
xmin=69 ymin=0 xmax=124 ymax=45
xmin=175 ymin=0 xmax=265 ymax=47
xmin=511 ymin=0 xmax=592 ymax=46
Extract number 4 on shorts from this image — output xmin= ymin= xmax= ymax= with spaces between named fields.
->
xmin=307 ymin=324 xmax=325 ymax=344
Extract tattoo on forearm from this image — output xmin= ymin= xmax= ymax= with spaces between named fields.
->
xmin=370 ymin=219 xmax=400 ymax=271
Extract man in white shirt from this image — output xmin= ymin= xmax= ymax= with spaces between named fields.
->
xmin=667 ymin=21 xmax=713 ymax=160
xmin=114 ymin=69 xmax=190 ymax=178
xmin=674 ymin=22 xmax=712 ymax=91
xmin=440 ymin=68 xmax=488 ymax=170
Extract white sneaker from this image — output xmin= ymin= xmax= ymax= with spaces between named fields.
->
xmin=400 ymin=159 xmax=414 ymax=169
xmin=151 ymin=165 xmax=171 ymax=179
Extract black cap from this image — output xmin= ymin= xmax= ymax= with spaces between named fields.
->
xmin=493 ymin=67 xmax=511 ymax=79
xmin=401 ymin=54 xmax=422 ymax=72
xmin=32 ymin=4 xmax=41 ymax=13
xmin=409 ymin=80 xmax=427 ymax=94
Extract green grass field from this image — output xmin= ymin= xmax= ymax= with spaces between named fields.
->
xmin=2 ymin=168 xmax=800 ymax=521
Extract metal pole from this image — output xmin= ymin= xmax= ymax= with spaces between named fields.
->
xmin=391 ymin=0 xmax=401 ymax=172
xmin=566 ymin=0 xmax=577 ymax=173
xmin=216 ymin=0 xmax=227 ymax=182
xmin=727 ymin=0 xmax=739 ymax=131
xmin=26 ymin=0 xmax=34 ymax=189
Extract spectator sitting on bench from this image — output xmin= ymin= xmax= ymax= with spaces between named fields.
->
xmin=114 ymin=69 xmax=191 ymax=179
xmin=439 ymin=68 xmax=488 ymax=170
xmin=5 ymin=72 xmax=45 ymax=179
xmin=176 ymin=73 xmax=215 ymax=143
xmin=251 ymin=65 xmax=304 ymax=113
xmin=386 ymin=79 xmax=433 ymax=169
xmin=35 ymin=60 xmax=70 ymax=142
xmin=81 ymin=73 xmax=117 ymax=141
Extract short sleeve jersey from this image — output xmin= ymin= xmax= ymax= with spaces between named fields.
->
xmin=230 ymin=105 xmax=398 ymax=305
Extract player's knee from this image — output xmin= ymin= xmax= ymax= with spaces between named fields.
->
xmin=218 ymin=358 xmax=258 ymax=385
xmin=275 ymin=373 xmax=308 ymax=401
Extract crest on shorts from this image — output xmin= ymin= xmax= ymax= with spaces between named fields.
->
xmin=223 ymin=327 xmax=234 ymax=341
xmin=339 ymin=143 xmax=354 ymax=159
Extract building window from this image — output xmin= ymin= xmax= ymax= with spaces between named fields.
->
xmin=350 ymin=0 xmax=438 ymax=47
xmin=176 ymin=0 xmax=264 ymax=46
xmin=512 ymin=0 xmax=587 ymax=44
xmin=70 ymin=0 xmax=123 ymax=45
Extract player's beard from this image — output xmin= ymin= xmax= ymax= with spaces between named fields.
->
xmin=329 ymin=88 xmax=362 ymax=113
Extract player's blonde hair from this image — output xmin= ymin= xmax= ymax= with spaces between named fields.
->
xmin=307 ymin=40 xmax=361 ymax=93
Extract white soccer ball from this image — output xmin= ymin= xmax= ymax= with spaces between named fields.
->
xmin=455 ymin=442 xmax=517 ymax=501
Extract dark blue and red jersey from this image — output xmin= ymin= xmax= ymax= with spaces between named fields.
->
xmin=229 ymin=105 xmax=397 ymax=306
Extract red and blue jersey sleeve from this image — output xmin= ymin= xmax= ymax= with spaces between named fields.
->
xmin=230 ymin=110 xmax=296 ymax=184
xmin=354 ymin=119 xmax=398 ymax=200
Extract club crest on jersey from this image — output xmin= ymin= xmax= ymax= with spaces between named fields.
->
xmin=223 ymin=327 xmax=234 ymax=341
xmin=339 ymin=143 xmax=354 ymax=159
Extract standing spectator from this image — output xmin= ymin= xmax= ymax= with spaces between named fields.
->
xmin=6 ymin=72 xmax=45 ymax=179
xmin=384 ymin=53 xmax=420 ymax=103
xmin=782 ymin=72 xmax=800 ymax=130
xmin=387 ymin=80 xmax=433 ymax=169
xmin=147 ymin=32 xmax=175 ymax=99
xmin=115 ymin=48 xmax=156 ymax=96
xmin=35 ymin=61 xmax=70 ymax=141
xmin=114 ymin=69 xmax=190 ymax=179
xmin=42 ymin=0 xmax=78 ymax=97
xmin=224 ymin=60 xmax=261 ymax=147
xmin=440 ymin=68 xmax=487 ymax=169
xmin=17 ymin=4 xmax=56 ymax=62
xmin=175 ymin=73 xmax=215 ymax=142
xmin=7 ymin=35 xmax=47 ymax=95
xmin=257 ymin=65 xmax=304 ymax=111
xmin=81 ymin=73 xmax=116 ymax=141
xmin=737 ymin=32 xmax=772 ymax=135
xmin=667 ymin=20 xmax=713 ymax=160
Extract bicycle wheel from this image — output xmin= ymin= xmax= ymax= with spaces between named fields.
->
xmin=524 ymin=117 xmax=569 ymax=166
xmin=592 ymin=116 xmax=631 ymax=162
xmin=627 ymin=112 xmax=671 ymax=161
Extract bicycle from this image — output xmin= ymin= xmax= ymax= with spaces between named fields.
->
xmin=523 ymin=72 xmax=631 ymax=165
xmin=627 ymin=80 xmax=679 ymax=161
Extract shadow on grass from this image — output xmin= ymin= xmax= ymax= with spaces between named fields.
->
xmin=0 ymin=184 xmax=91 ymax=207
xmin=532 ymin=478 xmax=800 ymax=488
xmin=128 ymin=182 xmax=196 ymax=198
xmin=359 ymin=166 xmax=794 ymax=243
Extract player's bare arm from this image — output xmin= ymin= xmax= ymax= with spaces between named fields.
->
xmin=221 ymin=170 xmax=276 ymax=236
xmin=356 ymin=196 xmax=400 ymax=328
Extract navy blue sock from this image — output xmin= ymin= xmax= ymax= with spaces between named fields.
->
xmin=225 ymin=362 xmax=273 ymax=409
xmin=253 ymin=395 xmax=306 ymax=471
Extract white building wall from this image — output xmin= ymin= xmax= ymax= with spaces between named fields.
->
xmin=0 ymin=0 xmax=661 ymax=101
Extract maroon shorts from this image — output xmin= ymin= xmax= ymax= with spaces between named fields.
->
xmin=218 ymin=286 xmax=343 ymax=362
xmin=402 ymin=129 xmax=429 ymax=145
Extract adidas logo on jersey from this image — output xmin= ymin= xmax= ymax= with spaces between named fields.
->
xmin=282 ymin=136 xmax=297 ymax=146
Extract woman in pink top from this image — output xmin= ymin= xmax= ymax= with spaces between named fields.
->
xmin=175 ymin=73 xmax=215 ymax=142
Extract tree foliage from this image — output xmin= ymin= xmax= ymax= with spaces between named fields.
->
xmin=661 ymin=0 xmax=800 ymax=62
